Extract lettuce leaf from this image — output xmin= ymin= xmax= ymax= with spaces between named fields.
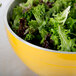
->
xmin=49 ymin=6 xmax=75 ymax=51
xmin=20 ymin=0 xmax=34 ymax=8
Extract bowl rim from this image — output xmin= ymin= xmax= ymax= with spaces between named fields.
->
xmin=3 ymin=0 xmax=76 ymax=54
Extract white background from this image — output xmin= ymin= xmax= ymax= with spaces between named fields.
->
xmin=0 ymin=0 xmax=37 ymax=76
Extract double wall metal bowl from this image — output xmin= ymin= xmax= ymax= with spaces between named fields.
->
xmin=4 ymin=0 xmax=76 ymax=76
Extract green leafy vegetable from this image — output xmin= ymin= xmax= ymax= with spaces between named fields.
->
xmin=25 ymin=33 xmax=35 ymax=41
xmin=10 ymin=0 xmax=76 ymax=52
xmin=28 ymin=20 xmax=39 ymax=33
xmin=20 ymin=0 xmax=34 ymax=9
xmin=43 ymin=0 xmax=48 ymax=3
xmin=50 ymin=6 xmax=76 ymax=51
xmin=32 ymin=4 xmax=45 ymax=24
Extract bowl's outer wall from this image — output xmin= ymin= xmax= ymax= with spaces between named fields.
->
xmin=6 ymin=27 xmax=76 ymax=76
xmin=5 ymin=0 xmax=76 ymax=76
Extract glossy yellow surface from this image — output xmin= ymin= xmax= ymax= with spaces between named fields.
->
xmin=6 ymin=28 xmax=76 ymax=76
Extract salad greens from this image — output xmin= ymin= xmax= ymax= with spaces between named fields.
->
xmin=10 ymin=0 xmax=76 ymax=52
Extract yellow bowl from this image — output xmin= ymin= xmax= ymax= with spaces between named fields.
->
xmin=4 ymin=0 xmax=76 ymax=76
